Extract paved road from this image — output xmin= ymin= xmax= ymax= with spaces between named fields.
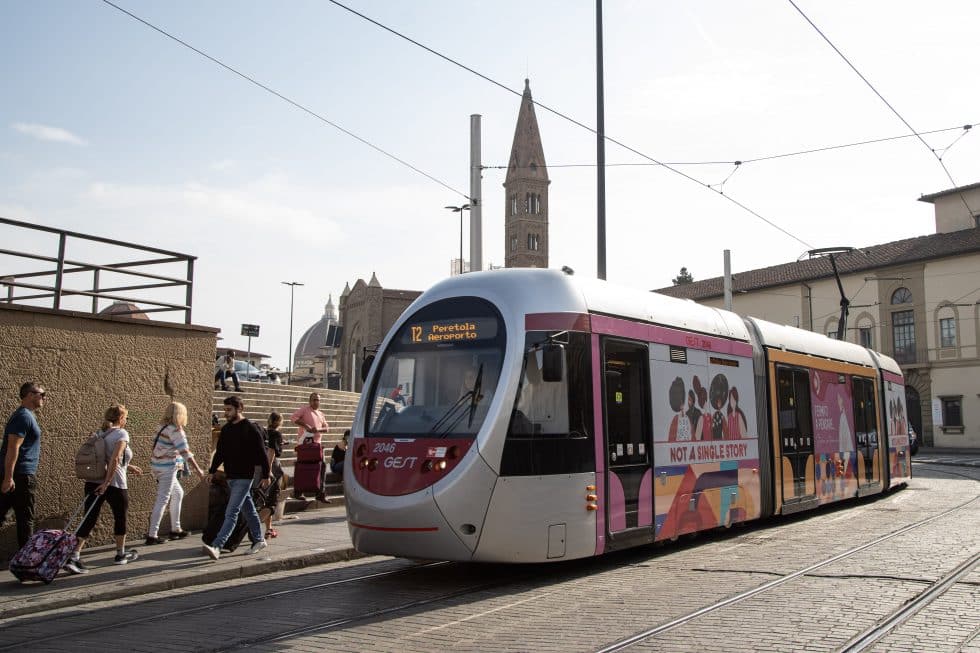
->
xmin=1 ymin=461 xmax=977 ymax=652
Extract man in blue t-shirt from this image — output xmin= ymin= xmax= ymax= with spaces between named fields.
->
xmin=1 ymin=381 xmax=45 ymax=547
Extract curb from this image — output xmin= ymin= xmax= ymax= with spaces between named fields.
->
xmin=1 ymin=547 xmax=369 ymax=620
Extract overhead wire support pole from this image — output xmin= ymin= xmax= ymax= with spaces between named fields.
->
xmin=595 ymin=0 xmax=607 ymax=280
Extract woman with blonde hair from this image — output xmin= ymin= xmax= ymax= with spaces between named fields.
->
xmin=65 ymin=404 xmax=143 ymax=574
xmin=144 ymin=401 xmax=206 ymax=545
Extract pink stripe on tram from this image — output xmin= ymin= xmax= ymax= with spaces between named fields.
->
xmin=882 ymin=371 xmax=904 ymax=385
xmin=525 ymin=312 xmax=592 ymax=332
xmin=591 ymin=333 xmax=606 ymax=556
xmin=590 ymin=314 xmax=753 ymax=357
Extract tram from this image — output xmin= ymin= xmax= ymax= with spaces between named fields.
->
xmin=345 ymin=269 xmax=912 ymax=563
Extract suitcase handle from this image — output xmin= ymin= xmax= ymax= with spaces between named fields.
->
xmin=65 ymin=492 xmax=102 ymax=534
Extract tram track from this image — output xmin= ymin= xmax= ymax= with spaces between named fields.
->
xmin=4 ymin=470 xmax=976 ymax=652
xmin=217 ymin=575 xmax=524 ymax=651
xmin=839 ymin=549 xmax=980 ymax=652
xmin=593 ymin=493 xmax=980 ymax=653
xmin=0 ymin=559 xmax=450 ymax=650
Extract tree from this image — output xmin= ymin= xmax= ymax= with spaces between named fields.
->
xmin=672 ymin=267 xmax=694 ymax=285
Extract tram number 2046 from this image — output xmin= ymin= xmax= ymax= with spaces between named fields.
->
xmin=373 ymin=442 xmax=397 ymax=454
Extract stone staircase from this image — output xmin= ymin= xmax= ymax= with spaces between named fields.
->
xmin=212 ymin=382 xmax=360 ymax=512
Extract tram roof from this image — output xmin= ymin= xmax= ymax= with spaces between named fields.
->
xmin=427 ymin=269 xmax=750 ymax=342
xmin=578 ymin=276 xmax=751 ymax=341
xmin=747 ymin=316 xmax=876 ymax=367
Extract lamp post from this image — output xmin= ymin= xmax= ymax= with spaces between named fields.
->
xmin=282 ymin=281 xmax=304 ymax=385
xmin=445 ymin=204 xmax=470 ymax=275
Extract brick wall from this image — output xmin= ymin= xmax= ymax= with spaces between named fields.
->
xmin=0 ymin=304 xmax=217 ymax=558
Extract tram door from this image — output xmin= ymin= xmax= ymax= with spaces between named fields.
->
xmin=776 ymin=366 xmax=815 ymax=500
xmin=603 ymin=340 xmax=653 ymax=538
xmin=852 ymin=377 xmax=880 ymax=487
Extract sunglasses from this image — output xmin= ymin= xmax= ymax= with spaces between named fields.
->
xmin=32 ymin=391 xmax=46 ymax=398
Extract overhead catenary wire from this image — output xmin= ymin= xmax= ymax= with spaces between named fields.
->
xmin=100 ymin=0 xmax=470 ymax=202
xmin=483 ymin=122 xmax=976 ymax=170
xmin=787 ymin=0 xmax=976 ymax=218
xmin=326 ymin=0 xmax=814 ymax=249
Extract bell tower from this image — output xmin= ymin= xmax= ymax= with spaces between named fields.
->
xmin=504 ymin=79 xmax=550 ymax=268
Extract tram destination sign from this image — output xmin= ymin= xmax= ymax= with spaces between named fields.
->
xmin=403 ymin=317 xmax=497 ymax=344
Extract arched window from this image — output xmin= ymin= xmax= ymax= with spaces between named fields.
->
xmin=527 ymin=233 xmax=539 ymax=251
xmin=891 ymin=287 xmax=912 ymax=304
xmin=510 ymin=195 xmax=517 ymax=216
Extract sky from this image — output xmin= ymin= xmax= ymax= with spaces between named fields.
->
xmin=3 ymin=0 xmax=980 ymax=369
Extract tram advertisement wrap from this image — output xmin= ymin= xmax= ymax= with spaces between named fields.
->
xmin=809 ymin=369 xmax=855 ymax=455
xmin=655 ymin=439 xmax=759 ymax=465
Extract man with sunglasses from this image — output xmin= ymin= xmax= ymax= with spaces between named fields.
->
xmin=1 ymin=382 xmax=45 ymax=547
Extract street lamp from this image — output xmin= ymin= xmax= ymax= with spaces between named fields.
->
xmin=282 ymin=281 xmax=304 ymax=385
xmin=445 ymin=204 xmax=470 ymax=275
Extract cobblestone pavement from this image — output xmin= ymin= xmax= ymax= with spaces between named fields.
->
xmin=0 ymin=462 xmax=977 ymax=653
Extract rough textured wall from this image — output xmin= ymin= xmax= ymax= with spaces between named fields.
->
xmin=0 ymin=304 xmax=217 ymax=559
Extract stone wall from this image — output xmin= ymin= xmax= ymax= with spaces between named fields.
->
xmin=0 ymin=304 xmax=217 ymax=559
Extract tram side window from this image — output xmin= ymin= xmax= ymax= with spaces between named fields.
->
xmin=852 ymin=377 xmax=877 ymax=445
xmin=776 ymin=366 xmax=814 ymax=450
xmin=501 ymin=332 xmax=595 ymax=476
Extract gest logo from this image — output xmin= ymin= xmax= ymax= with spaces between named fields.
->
xmin=383 ymin=456 xmax=419 ymax=470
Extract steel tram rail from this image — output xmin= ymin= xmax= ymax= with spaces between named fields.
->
xmin=593 ymin=494 xmax=980 ymax=653
xmin=840 ymin=549 xmax=980 ymax=652
xmin=0 ymin=560 xmax=449 ymax=651
xmin=220 ymin=575 xmax=528 ymax=650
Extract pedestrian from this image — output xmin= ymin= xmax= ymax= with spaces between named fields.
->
xmin=389 ymin=384 xmax=407 ymax=406
xmin=330 ymin=430 xmax=348 ymax=477
xmin=290 ymin=392 xmax=330 ymax=503
xmin=64 ymin=404 xmax=143 ymax=574
xmin=202 ymin=396 xmax=270 ymax=560
xmin=144 ymin=401 xmax=206 ymax=545
xmin=1 ymin=382 xmax=45 ymax=548
xmin=215 ymin=351 xmax=242 ymax=392
xmin=261 ymin=412 xmax=285 ymax=539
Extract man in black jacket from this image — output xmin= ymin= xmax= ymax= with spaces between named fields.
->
xmin=202 ymin=396 xmax=270 ymax=560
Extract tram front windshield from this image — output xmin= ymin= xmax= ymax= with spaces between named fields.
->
xmin=365 ymin=297 xmax=505 ymax=438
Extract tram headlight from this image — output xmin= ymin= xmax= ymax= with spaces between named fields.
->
xmin=367 ymin=458 xmax=378 ymax=471
xmin=359 ymin=458 xmax=369 ymax=469
xmin=422 ymin=460 xmax=433 ymax=472
xmin=356 ymin=444 xmax=367 ymax=457
xmin=436 ymin=460 xmax=447 ymax=470
xmin=447 ymin=445 xmax=460 ymax=460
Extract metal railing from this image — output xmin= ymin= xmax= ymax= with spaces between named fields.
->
xmin=1 ymin=216 xmax=196 ymax=324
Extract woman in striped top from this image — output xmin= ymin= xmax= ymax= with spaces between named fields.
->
xmin=145 ymin=401 xmax=206 ymax=545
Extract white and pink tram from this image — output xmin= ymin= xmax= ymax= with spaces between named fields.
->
xmin=345 ymin=269 xmax=912 ymax=563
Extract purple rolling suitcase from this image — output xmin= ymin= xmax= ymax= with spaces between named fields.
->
xmin=9 ymin=496 xmax=96 ymax=584
xmin=293 ymin=438 xmax=324 ymax=495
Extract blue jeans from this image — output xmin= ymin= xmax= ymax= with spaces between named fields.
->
xmin=213 ymin=478 xmax=263 ymax=548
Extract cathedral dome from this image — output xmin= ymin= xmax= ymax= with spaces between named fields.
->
xmin=294 ymin=295 xmax=338 ymax=365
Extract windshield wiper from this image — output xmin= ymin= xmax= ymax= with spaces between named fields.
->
xmin=430 ymin=391 xmax=473 ymax=437
xmin=467 ymin=364 xmax=484 ymax=428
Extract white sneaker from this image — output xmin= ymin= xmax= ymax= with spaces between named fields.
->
xmin=246 ymin=540 xmax=268 ymax=555
xmin=202 ymin=543 xmax=220 ymax=560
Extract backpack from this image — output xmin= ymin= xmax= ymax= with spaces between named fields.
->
xmin=75 ymin=430 xmax=110 ymax=482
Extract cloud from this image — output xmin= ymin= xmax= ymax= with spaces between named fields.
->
xmin=209 ymin=159 xmax=237 ymax=172
xmin=11 ymin=122 xmax=88 ymax=146
xmin=83 ymin=176 xmax=343 ymax=246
